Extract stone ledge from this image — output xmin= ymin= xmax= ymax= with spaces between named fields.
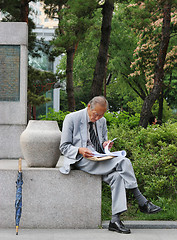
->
xmin=0 ymin=159 xmax=102 ymax=229
xmin=102 ymin=220 xmax=177 ymax=229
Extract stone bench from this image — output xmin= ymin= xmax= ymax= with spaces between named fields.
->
xmin=0 ymin=157 xmax=102 ymax=229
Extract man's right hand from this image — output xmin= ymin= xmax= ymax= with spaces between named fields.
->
xmin=78 ymin=147 xmax=94 ymax=158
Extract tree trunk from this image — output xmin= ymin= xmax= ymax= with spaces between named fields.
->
xmin=158 ymin=90 xmax=164 ymax=121
xmin=66 ymin=47 xmax=76 ymax=111
xmin=139 ymin=1 xmax=171 ymax=128
xmin=91 ymin=0 xmax=114 ymax=98
xmin=21 ymin=0 xmax=29 ymax=23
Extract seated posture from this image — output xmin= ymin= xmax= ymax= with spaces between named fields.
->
xmin=59 ymin=96 xmax=161 ymax=234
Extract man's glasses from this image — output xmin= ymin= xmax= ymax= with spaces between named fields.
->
xmin=91 ymin=110 xmax=105 ymax=118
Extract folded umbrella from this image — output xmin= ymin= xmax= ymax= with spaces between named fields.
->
xmin=15 ymin=158 xmax=23 ymax=235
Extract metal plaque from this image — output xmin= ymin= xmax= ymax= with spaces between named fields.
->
xmin=0 ymin=45 xmax=20 ymax=101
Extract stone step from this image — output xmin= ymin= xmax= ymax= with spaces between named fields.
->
xmin=0 ymin=158 xmax=101 ymax=229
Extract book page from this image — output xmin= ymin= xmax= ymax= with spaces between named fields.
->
xmin=91 ymin=141 xmax=126 ymax=158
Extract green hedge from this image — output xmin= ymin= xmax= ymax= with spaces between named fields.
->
xmin=105 ymin=111 xmax=140 ymax=128
xmin=40 ymin=108 xmax=140 ymax=129
xmin=39 ymin=108 xmax=70 ymax=130
xmin=108 ymin=122 xmax=177 ymax=199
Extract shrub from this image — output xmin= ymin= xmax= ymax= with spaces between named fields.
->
xmin=108 ymin=122 xmax=177 ymax=199
xmin=127 ymin=97 xmax=173 ymax=122
xmin=104 ymin=111 xmax=140 ymax=128
xmin=39 ymin=108 xmax=70 ymax=130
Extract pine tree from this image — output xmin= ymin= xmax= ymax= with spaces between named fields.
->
xmin=43 ymin=0 xmax=98 ymax=111
xmin=91 ymin=0 xmax=114 ymax=98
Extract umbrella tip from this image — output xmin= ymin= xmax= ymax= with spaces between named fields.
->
xmin=16 ymin=226 xmax=19 ymax=235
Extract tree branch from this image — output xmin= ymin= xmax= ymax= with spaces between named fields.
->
xmin=121 ymin=73 xmax=146 ymax=100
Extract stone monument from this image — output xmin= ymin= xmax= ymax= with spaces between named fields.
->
xmin=0 ymin=22 xmax=28 ymax=159
xmin=0 ymin=22 xmax=102 ymax=229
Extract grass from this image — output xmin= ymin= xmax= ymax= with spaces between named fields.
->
xmin=102 ymin=182 xmax=177 ymax=221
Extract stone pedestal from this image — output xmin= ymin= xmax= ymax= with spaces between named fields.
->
xmin=0 ymin=22 xmax=28 ymax=159
xmin=0 ymin=158 xmax=102 ymax=229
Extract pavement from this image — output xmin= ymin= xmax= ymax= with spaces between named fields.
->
xmin=0 ymin=221 xmax=176 ymax=240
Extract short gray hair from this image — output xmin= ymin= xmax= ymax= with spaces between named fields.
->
xmin=88 ymin=96 xmax=109 ymax=110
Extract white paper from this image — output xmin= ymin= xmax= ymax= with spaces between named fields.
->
xmin=92 ymin=141 xmax=126 ymax=158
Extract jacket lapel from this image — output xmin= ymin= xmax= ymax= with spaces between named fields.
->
xmin=96 ymin=120 xmax=102 ymax=142
xmin=79 ymin=108 xmax=88 ymax=148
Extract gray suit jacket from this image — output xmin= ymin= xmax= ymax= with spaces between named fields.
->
xmin=59 ymin=107 xmax=108 ymax=174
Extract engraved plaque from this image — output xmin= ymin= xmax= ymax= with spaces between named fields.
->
xmin=0 ymin=45 xmax=20 ymax=101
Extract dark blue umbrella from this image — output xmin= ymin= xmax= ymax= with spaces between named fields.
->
xmin=15 ymin=158 xmax=23 ymax=235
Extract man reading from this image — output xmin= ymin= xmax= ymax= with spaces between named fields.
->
xmin=59 ymin=96 xmax=161 ymax=234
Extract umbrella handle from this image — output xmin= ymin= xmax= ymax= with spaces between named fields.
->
xmin=19 ymin=158 xmax=22 ymax=172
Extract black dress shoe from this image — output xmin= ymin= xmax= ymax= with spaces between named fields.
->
xmin=108 ymin=220 xmax=131 ymax=234
xmin=139 ymin=201 xmax=161 ymax=214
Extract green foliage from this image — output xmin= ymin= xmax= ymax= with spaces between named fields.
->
xmin=28 ymin=66 xmax=58 ymax=106
xmin=39 ymin=108 xmax=70 ymax=130
xmin=126 ymin=1 xmax=177 ymax=101
xmin=48 ymin=0 xmax=98 ymax=51
xmin=102 ymin=182 xmax=112 ymax=220
xmin=103 ymin=120 xmax=177 ymax=220
xmin=164 ymin=70 xmax=177 ymax=110
xmin=127 ymin=97 xmax=144 ymax=114
xmin=27 ymin=90 xmax=51 ymax=106
xmin=108 ymin=3 xmax=138 ymax=88
xmin=104 ymin=111 xmax=140 ymax=128
xmin=108 ymin=122 xmax=177 ymax=199
xmin=72 ymin=3 xmax=140 ymax=111
xmin=119 ymin=197 xmax=177 ymax=221
xmin=127 ymin=97 xmax=173 ymax=122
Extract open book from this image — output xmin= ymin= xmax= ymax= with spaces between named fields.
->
xmin=88 ymin=141 xmax=126 ymax=161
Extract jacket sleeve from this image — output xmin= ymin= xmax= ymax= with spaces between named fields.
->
xmin=59 ymin=113 xmax=80 ymax=160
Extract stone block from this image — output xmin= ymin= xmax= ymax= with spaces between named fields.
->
xmin=0 ymin=160 xmax=102 ymax=229
xmin=0 ymin=22 xmax=28 ymax=45
xmin=0 ymin=125 xmax=26 ymax=159
xmin=0 ymin=22 xmax=28 ymax=160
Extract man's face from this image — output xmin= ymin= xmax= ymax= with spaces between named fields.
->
xmin=87 ymin=103 xmax=107 ymax=122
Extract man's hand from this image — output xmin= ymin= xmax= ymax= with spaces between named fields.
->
xmin=79 ymin=147 xmax=94 ymax=158
xmin=103 ymin=140 xmax=114 ymax=150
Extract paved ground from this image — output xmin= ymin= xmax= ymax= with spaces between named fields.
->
xmin=0 ymin=222 xmax=177 ymax=240
xmin=0 ymin=228 xmax=177 ymax=240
